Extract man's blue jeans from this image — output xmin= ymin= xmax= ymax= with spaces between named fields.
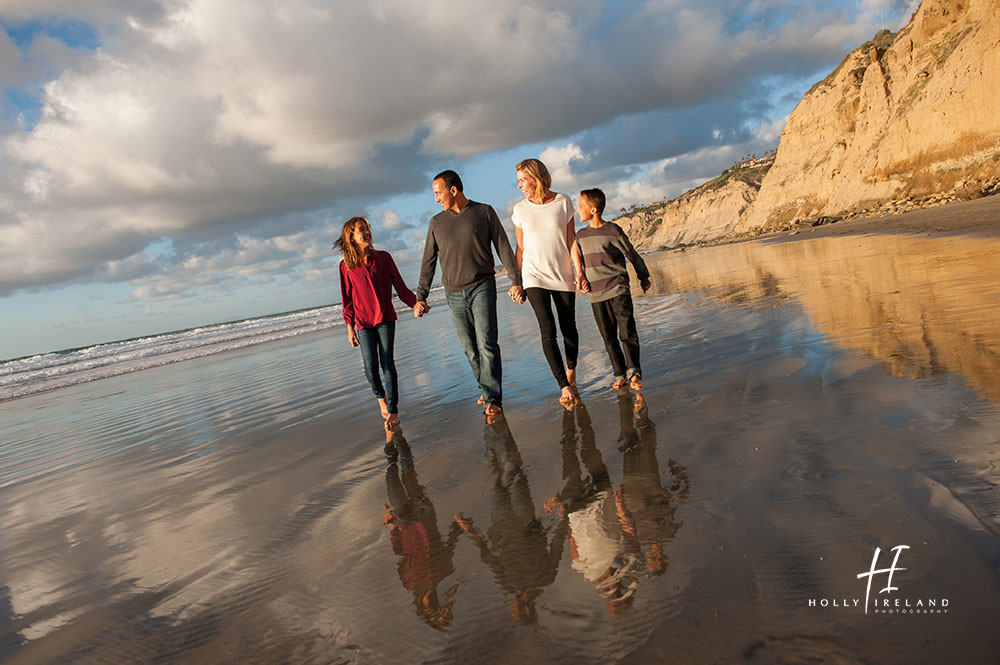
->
xmin=445 ymin=278 xmax=502 ymax=408
xmin=356 ymin=321 xmax=399 ymax=414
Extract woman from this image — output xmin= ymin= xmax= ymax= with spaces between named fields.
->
xmin=336 ymin=216 xmax=421 ymax=427
xmin=512 ymin=158 xmax=589 ymax=407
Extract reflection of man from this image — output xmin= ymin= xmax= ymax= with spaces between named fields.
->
xmin=383 ymin=428 xmax=462 ymax=630
xmin=454 ymin=414 xmax=567 ymax=624
xmin=415 ymin=170 xmax=523 ymax=416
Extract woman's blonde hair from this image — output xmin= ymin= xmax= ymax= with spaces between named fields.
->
xmin=333 ymin=216 xmax=371 ymax=270
xmin=516 ymin=158 xmax=552 ymax=201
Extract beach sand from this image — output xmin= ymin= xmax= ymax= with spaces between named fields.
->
xmin=2 ymin=201 xmax=1000 ymax=664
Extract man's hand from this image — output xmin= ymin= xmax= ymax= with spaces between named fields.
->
xmin=414 ymin=301 xmax=430 ymax=317
xmin=348 ymin=328 xmax=359 ymax=347
xmin=640 ymin=279 xmax=651 ymax=293
xmin=508 ymin=285 xmax=526 ymax=304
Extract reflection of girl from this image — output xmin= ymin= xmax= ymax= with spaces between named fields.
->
xmin=512 ymin=158 xmax=589 ymax=407
xmin=336 ymin=216 xmax=421 ymax=428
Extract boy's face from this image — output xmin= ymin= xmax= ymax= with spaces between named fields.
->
xmin=577 ymin=196 xmax=595 ymax=222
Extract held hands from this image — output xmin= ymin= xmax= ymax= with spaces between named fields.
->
xmin=576 ymin=275 xmax=591 ymax=293
xmin=508 ymin=285 xmax=526 ymax=304
xmin=413 ymin=301 xmax=431 ymax=318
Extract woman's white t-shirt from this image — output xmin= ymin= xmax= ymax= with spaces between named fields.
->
xmin=511 ymin=192 xmax=575 ymax=291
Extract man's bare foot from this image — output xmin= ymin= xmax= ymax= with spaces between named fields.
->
xmin=484 ymin=403 xmax=503 ymax=416
xmin=612 ymin=377 xmax=627 ymax=391
xmin=378 ymin=397 xmax=389 ymax=419
xmin=629 ymin=374 xmax=643 ymax=391
xmin=559 ymin=386 xmax=575 ymax=409
xmin=385 ymin=413 xmax=400 ymax=428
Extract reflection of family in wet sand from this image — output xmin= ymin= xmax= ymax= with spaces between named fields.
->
xmin=382 ymin=395 xmax=688 ymax=629
xmin=337 ymin=159 xmax=650 ymax=427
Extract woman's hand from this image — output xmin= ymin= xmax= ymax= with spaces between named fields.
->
xmin=348 ymin=328 xmax=359 ymax=347
xmin=577 ymin=275 xmax=591 ymax=293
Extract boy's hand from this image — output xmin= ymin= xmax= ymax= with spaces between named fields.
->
xmin=414 ymin=301 xmax=429 ymax=317
xmin=577 ymin=275 xmax=591 ymax=293
xmin=348 ymin=328 xmax=359 ymax=347
xmin=640 ymin=279 xmax=651 ymax=293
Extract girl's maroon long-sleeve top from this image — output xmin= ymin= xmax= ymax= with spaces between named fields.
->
xmin=340 ymin=250 xmax=417 ymax=330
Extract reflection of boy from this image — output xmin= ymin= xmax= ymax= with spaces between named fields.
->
xmin=384 ymin=429 xmax=462 ymax=630
xmin=575 ymin=189 xmax=651 ymax=391
xmin=617 ymin=393 xmax=689 ymax=577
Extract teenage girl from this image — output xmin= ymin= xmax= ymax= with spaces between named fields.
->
xmin=336 ymin=216 xmax=423 ymax=427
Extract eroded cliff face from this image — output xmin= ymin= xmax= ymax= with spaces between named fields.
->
xmin=620 ymin=0 xmax=1000 ymax=249
xmin=741 ymin=0 xmax=1000 ymax=230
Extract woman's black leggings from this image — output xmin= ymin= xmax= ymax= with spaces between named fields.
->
xmin=525 ymin=287 xmax=578 ymax=389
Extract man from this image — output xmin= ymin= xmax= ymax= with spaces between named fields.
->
xmin=415 ymin=170 xmax=523 ymax=415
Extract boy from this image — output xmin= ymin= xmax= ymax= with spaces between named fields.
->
xmin=575 ymin=188 xmax=651 ymax=391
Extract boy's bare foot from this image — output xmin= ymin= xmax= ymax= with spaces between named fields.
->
xmin=378 ymin=397 xmax=389 ymax=419
xmin=612 ymin=377 xmax=627 ymax=391
xmin=629 ymin=374 xmax=643 ymax=391
xmin=385 ymin=413 xmax=400 ymax=428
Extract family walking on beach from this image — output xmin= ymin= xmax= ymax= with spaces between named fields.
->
xmin=336 ymin=160 xmax=650 ymax=427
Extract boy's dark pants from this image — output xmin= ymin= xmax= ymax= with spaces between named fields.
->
xmin=591 ymin=292 xmax=641 ymax=380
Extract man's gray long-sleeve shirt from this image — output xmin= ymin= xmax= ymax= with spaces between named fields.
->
xmin=416 ymin=201 xmax=522 ymax=301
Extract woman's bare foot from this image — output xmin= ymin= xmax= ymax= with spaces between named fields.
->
xmin=378 ymin=397 xmax=389 ymax=419
xmin=385 ymin=413 xmax=400 ymax=428
xmin=629 ymin=374 xmax=643 ymax=391
xmin=559 ymin=386 xmax=576 ymax=409
xmin=612 ymin=377 xmax=627 ymax=391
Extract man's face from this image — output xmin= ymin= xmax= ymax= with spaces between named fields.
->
xmin=433 ymin=179 xmax=456 ymax=211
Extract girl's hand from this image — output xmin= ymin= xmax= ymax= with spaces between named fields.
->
xmin=348 ymin=329 xmax=359 ymax=347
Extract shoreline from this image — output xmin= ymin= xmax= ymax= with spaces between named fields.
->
xmin=644 ymin=192 xmax=1000 ymax=256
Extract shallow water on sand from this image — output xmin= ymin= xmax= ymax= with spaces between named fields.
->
xmin=1 ymin=233 xmax=999 ymax=664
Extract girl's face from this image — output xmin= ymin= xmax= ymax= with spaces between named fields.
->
xmin=516 ymin=170 xmax=538 ymax=199
xmin=352 ymin=220 xmax=372 ymax=248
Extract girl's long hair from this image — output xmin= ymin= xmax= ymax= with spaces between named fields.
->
xmin=515 ymin=158 xmax=552 ymax=201
xmin=334 ymin=216 xmax=371 ymax=270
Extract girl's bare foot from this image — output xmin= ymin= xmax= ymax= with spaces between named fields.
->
xmin=612 ymin=377 xmax=627 ymax=391
xmin=629 ymin=374 xmax=643 ymax=391
xmin=559 ymin=386 xmax=575 ymax=409
xmin=378 ymin=397 xmax=389 ymax=419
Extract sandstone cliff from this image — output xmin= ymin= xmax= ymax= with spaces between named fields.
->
xmin=619 ymin=0 xmax=1000 ymax=249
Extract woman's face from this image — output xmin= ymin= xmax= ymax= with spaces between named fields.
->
xmin=352 ymin=220 xmax=372 ymax=248
xmin=516 ymin=170 xmax=537 ymax=199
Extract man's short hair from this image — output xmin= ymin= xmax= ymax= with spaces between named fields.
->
xmin=433 ymin=169 xmax=464 ymax=192
xmin=580 ymin=188 xmax=606 ymax=215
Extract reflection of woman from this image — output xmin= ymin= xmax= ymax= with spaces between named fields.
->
xmin=454 ymin=414 xmax=568 ymax=624
xmin=548 ymin=403 xmax=643 ymax=614
xmin=336 ymin=216 xmax=421 ymax=428
xmin=383 ymin=428 xmax=462 ymax=630
xmin=512 ymin=158 xmax=588 ymax=407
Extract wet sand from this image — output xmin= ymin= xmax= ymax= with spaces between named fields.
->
xmin=2 ymin=205 xmax=1000 ymax=664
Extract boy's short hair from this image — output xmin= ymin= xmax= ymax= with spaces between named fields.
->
xmin=433 ymin=169 xmax=464 ymax=192
xmin=580 ymin=188 xmax=606 ymax=215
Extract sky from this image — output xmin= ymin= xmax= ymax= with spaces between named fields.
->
xmin=0 ymin=0 xmax=921 ymax=361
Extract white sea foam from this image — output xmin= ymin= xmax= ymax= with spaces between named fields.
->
xmin=1 ymin=284 xmax=452 ymax=401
